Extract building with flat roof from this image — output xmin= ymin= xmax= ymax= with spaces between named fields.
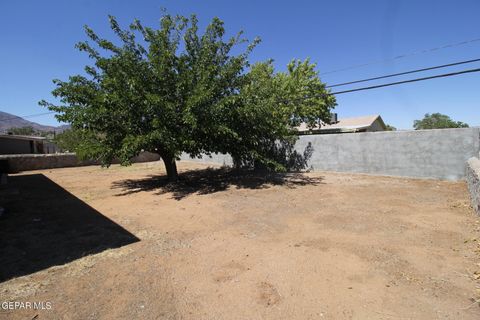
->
xmin=0 ymin=134 xmax=57 ymax=155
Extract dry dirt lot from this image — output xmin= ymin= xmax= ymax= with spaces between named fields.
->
xmin=1 ymin=161 xmax=480 ymax=319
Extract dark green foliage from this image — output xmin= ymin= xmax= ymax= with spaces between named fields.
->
xmin=227 ymin=60 xmax=335 ymax=171
xmin=40 ymin=12 xmax=335 ymax=180
xmin=8 ymin=126 xmax=53 ymax=138
xmin=54 ymin=129 xmax=99 ymax=155
xmin=385 ymin=124 xmax=397 ymax=131
xmin=252 ymin=140 xmax=315 ymax=172
xmin=413 ymin=113 xmax=469 ymax=130
xmin=8 ymin=126 xmax=37 ymax=136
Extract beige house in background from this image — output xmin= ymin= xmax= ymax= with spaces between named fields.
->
xmin=297 ymin=114 xmax=387 ymax=135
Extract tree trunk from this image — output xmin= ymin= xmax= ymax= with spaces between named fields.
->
xmin=161 ymin=154 xmax=178 ymax=182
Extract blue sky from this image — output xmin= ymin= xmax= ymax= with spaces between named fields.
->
xmin=0 ymin=0 xmax=478 ymax=129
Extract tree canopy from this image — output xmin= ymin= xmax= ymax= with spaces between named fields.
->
xmin=40 ymin=12 xmax=336 ymax=180
xmin=413 ymin=113 xmax=469 ymax=130
xmin=54 ymin=129 xmax=93 ymax=153
xmin=225 ymin=59 xmax=335 ymax=170
xmin=7 ymin=126 xmax=54 ymax=138
xmin=8 ymin=126 xmax=38 ymax=136
xmin=385 ymin=124 xmax=397 ymax=131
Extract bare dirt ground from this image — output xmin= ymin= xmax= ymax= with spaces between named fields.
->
xmin=1 ymin=161 xmax=479 ymax=319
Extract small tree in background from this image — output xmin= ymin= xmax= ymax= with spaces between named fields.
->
xmin=8 ymin=126 xmax=54 ymax=138
xmin=8 ymin=126 xmax=37 ymax=136
xmin=40 ymin=12 xmax=335 ymax=181
xmin=413 ymin=113 xmax=469 ymax=130
xmin=385 ymin=124 xmax=397 ymax=131
xmin=229 ymin=60 xmax=335 ymax=170
xmin=54 ymin=129 xmax=100 ymax=154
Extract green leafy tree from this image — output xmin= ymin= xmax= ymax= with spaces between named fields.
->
xmin=385 ymin=124 xmax=396 ymax=131
xmin=53 ymin=129 xmax=76 ymax=152
xmin=8 ymin=126 xmax=37 ymax=136
xmin=413 ymin=113 xmax=469 ymax=130
xmin=40 ymin=12 xmax=335 ymax=180
xmin=54 ymin=129 xmax=96 ymax=154
xmin=8 ymin=126 xmax=54 ymax=138
xmin=229 ymin=60 xmax=335 ymax=170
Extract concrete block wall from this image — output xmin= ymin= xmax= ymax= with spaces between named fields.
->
xmin=179 ymin=152 xmax=233 ymax=166
xmin=0 ymin=152 xmax=160 ymax=173
xmin=4 ymin=129 xmax=477 ymax=180
xmin=179 ymin=127 xmax=480 ymax=181
xmin=295 ymin=127 xmax=480 ymax=180
xmin=466 ymin=154 xmax=480 ymax=215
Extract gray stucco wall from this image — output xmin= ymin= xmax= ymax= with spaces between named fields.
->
xmin=180 ymin=127 xmax=480 ymax=181
xmin=1 ymin=152 xmax=160 ymax=173
xmin=180 ymin=152 xmax=233 ymax=166
xmin=466 ymin=155 xmax=480 ymax=215
xmin=295 ymin=127 xmax=480 ymax=180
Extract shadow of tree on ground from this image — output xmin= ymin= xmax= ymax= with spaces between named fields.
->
xmin=112 ymin=167 xmax=324 ymax=200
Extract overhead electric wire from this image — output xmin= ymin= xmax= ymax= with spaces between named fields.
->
xmin=1 ymin=65 xmax=480 ymax=123
xmin=329 ymin=67 xmax=480 ymax=95
xmin=320 ymin=37 xmax=480 ymax=75
xmin=0 ymin=111 xmax=56 ymax=123
xmin=326 ymin=57 xmax=480 ymax=88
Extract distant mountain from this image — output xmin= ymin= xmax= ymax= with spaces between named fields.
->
xmin=0 ymin=111 xmax=70 ymax=133
xmin=56 ymin=124 xmax=71 ymax=131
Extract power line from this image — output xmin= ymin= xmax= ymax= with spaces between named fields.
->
xmin=0 ymin=111 xmax=56 ymax=123
xmin=326 ymin=58 xmax=480 ymax=88
xmin=330 ymin=67 xmax=480 ymax=95
xmin=281 ymin=67 xmax=480 ymax=103
xmin=320 ymin=37 xmax=480 ymax=76
xmin=2 ymin=66 xmax=479 ymax=122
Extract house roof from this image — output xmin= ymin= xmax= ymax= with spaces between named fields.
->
xmin=0 ymin=134 xmax=47 ymax=141
xmin=297 ymin=115 xmax=386 ymax=133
